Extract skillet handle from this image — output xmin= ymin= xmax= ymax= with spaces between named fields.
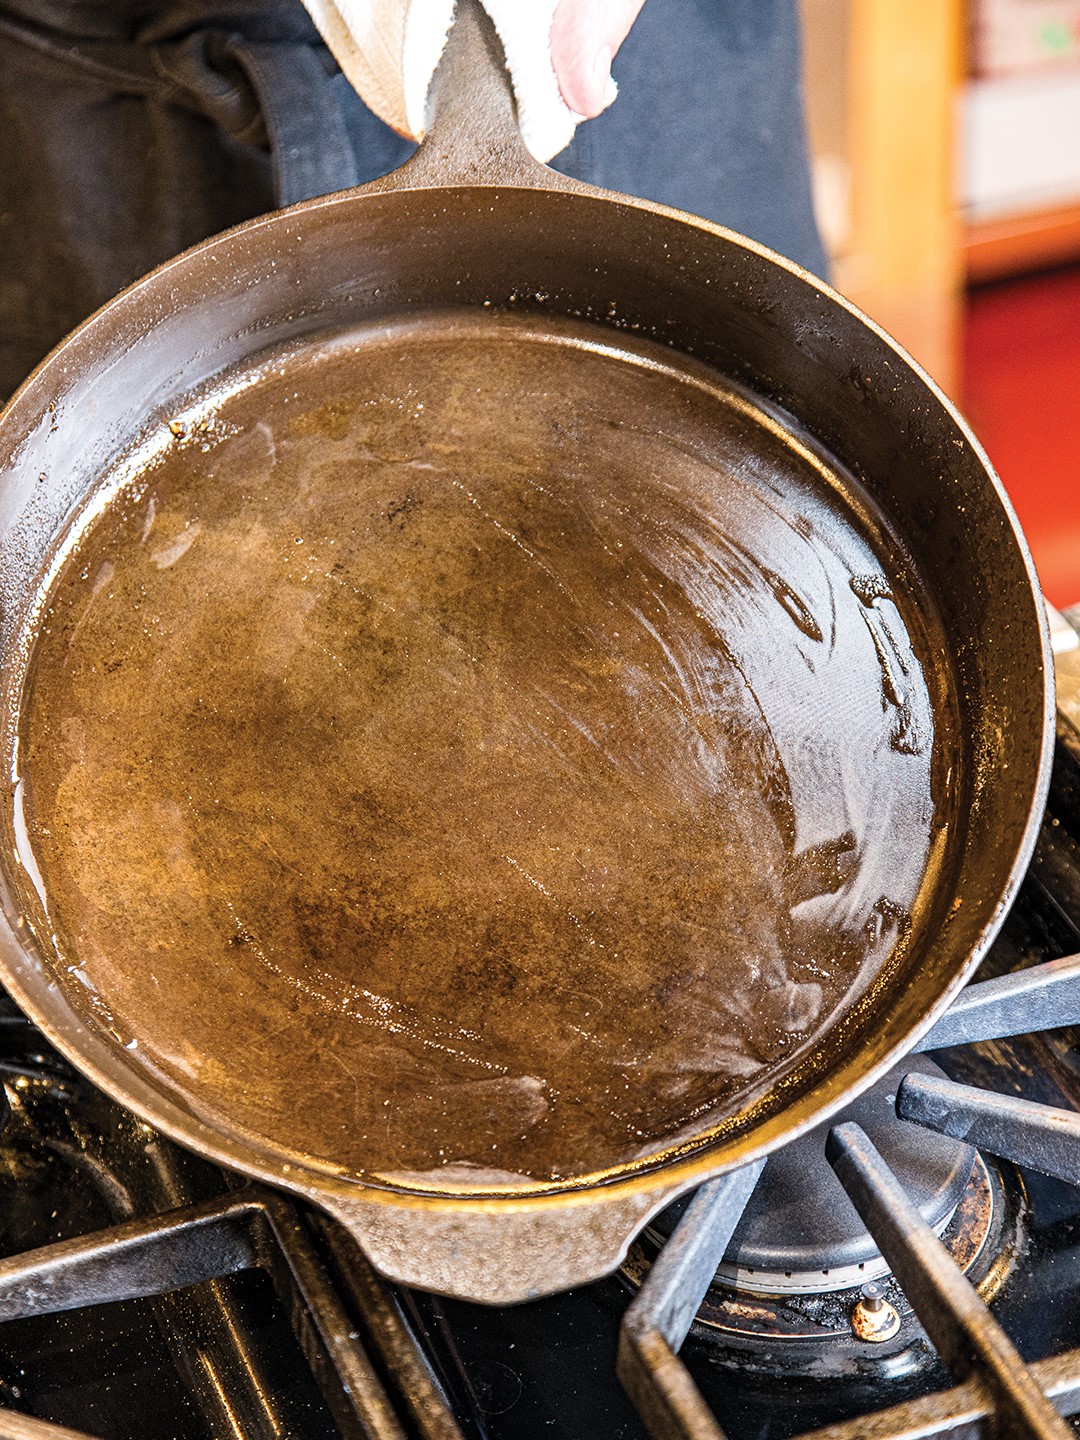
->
xmin=374 ymin=0 xmax=577 ymax=192
xmin=319 ymin=1183 xmax=685 ymax=1304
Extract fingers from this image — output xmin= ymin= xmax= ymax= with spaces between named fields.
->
xmin=549 ymin=0 xmax=647 ymax=118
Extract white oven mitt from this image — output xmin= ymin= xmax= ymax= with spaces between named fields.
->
xmin=301 ymin=0 xmax=617 ymax=162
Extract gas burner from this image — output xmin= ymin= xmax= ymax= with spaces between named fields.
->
xmin=619 ymin=1057 xmax=1026 ymax=1377
xmin=623 ymin=1151 xmax=1022 ymax=1376
xmin=670 ymin=1057 xmax=988 ymax=1292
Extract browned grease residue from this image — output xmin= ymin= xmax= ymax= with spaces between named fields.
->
xmin=11 ymin=314 xmax=957 ymax=1186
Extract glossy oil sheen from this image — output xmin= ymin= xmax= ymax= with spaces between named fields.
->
xmin=10 ymin=312 xmax=958 ymax=1188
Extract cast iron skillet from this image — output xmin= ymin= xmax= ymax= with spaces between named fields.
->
xmin=0 ymin=4 xmax=1053 ymax=1303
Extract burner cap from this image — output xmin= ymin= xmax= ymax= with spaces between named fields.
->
xmin=653 ymin=1056 xmax=975 ymax=1290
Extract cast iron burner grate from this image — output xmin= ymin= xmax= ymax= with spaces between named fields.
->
xmin=0 ymin=1184 xmax=469 ymax=1440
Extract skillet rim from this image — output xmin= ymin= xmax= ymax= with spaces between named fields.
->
xmin=0 ymin=176 xmax=1056 ymax=1213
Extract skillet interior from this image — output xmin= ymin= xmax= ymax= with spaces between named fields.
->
xmin=11 ymin=309 xmax=957 ymax=1188
xmin=0 ymin=183 xmax=1051 ymax=1204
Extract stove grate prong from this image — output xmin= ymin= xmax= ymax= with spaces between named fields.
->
xmin=915 ymin=952 xmax=1080 ymax=1053
xmin=793 ymin=1345 xmax=1080 ymax=1440
xmin=827 ymin=1122 xmax=1072 ymax=1440
xmin=617 ymin=1160 xmax=764 ymax=1440
xmin=308 ymin=1213 xmax=467 ymax=1440
xmin=897 ymin=1072 xmax=1080 ymax=1185
xmin=0 ymin=1190 xmax=261 ymax=1320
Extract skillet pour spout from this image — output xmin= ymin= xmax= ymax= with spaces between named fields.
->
xmin=0 ymin=0 xmax=1053 ymax=1303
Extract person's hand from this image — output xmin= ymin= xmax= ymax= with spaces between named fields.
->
xmin=549 ymin=0 xmax=646 ymax=118
xmin=301 ymin=0 xmax=647 ymax=162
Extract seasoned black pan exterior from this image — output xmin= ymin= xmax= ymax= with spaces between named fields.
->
xmin=0 ymin=6 xmax=1053 ymax=1301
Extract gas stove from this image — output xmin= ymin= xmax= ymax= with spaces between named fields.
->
xmin=0 ymin=625 xmax=1079 ymax=1440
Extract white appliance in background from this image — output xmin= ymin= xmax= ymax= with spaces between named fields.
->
xmin=963 ymin=66 xmax=1080 ymax=217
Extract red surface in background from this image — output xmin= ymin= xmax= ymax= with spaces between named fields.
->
xmin=963 ymin=265 xmax=1080 ymax=608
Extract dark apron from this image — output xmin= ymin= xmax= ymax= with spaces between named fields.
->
xmin=0 ymin=0 xmax=826 ymax=401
